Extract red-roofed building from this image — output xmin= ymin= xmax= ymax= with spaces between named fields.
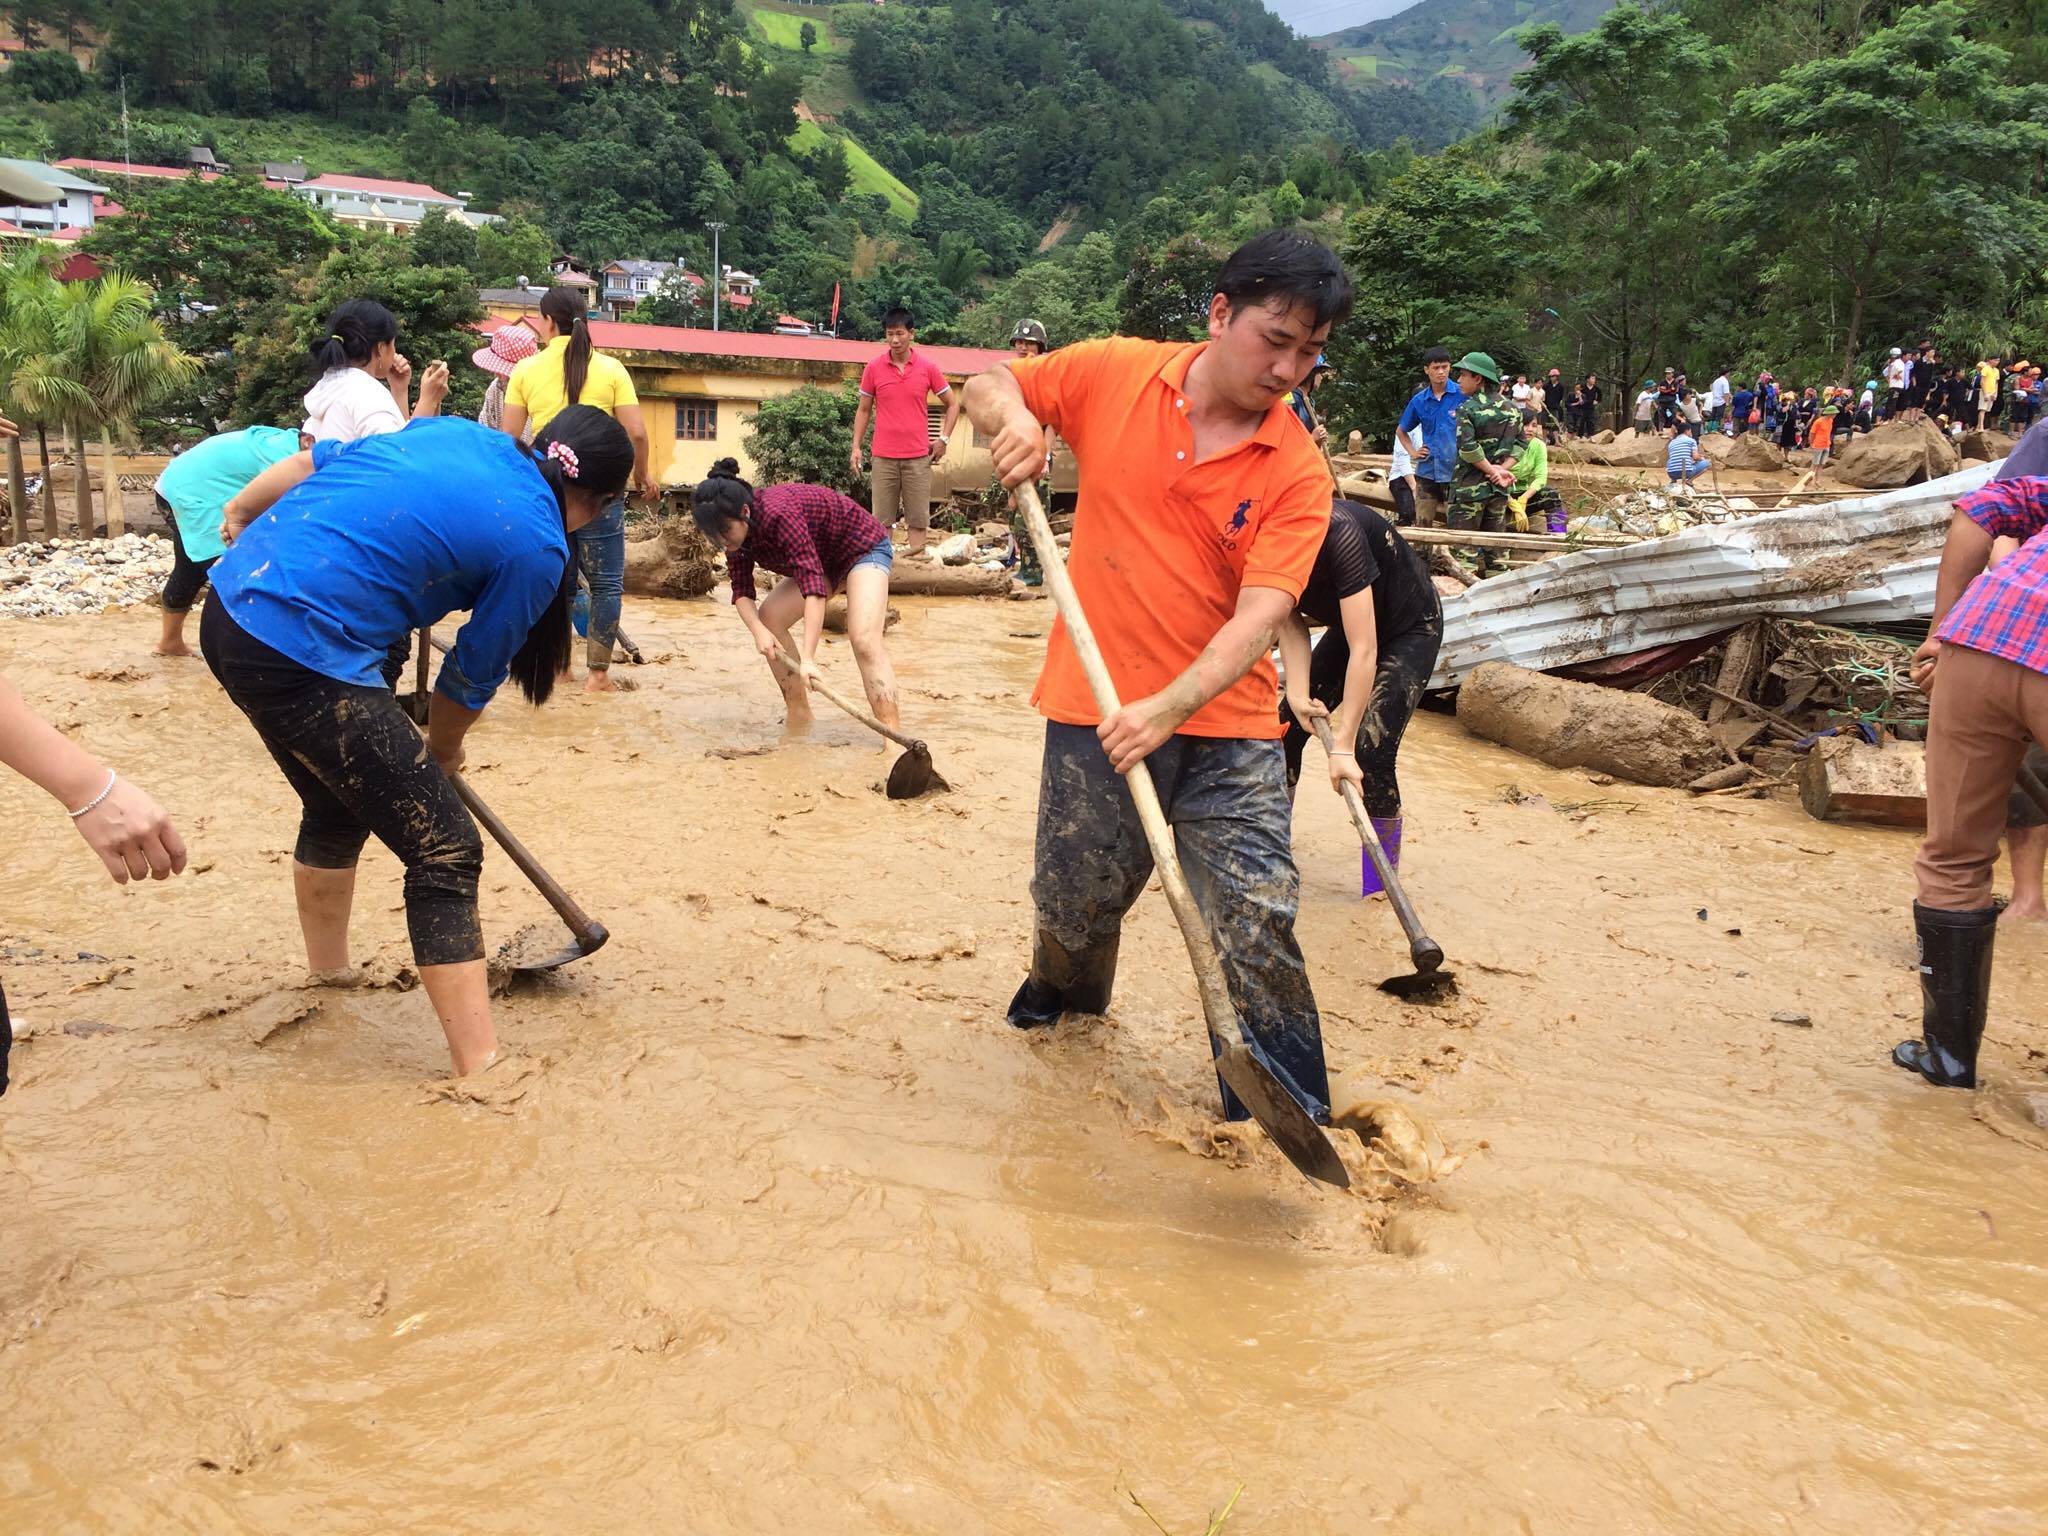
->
xmin=55 ymin=158 xmax=222 ymax=183
xmin=474 ymin=314 xmax=1010 ymax=486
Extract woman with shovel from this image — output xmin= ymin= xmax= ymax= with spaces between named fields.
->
xmin=1277 ymin=498 xmax=1442 ymax=895
xmin=691 ymin=458 xmax=903 ymax=738
xmin=204 ymin=407 xmax=634 ymax=1078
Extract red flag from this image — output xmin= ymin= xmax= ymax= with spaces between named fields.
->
xmin=830 ymin=282 xmax=841 ymax=332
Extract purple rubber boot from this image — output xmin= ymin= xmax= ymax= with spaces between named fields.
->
xmin=1360 ymin=816 xmax=1402 ymax=897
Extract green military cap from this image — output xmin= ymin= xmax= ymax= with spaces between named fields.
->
xmin=1453 ymin=351 xmax=1502 ymax=385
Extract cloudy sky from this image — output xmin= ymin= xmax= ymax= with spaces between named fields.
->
xmin=1264 ymin=0 xmax=1416 ymax=36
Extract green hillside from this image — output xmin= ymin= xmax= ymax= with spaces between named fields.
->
xmin=1317 ymin=0 xmax=1618 ymax=102
xmin=748 ymin=1 xmax=847 ymax=54
xmin=789 ymin=118 xmax=919 ymax=220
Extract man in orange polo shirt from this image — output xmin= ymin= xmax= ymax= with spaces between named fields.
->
xmin=962 ymin=230 xmax=1353 ymax=1126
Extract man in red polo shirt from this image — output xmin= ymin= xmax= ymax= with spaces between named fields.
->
xmin=851 ymin=305 xmax=960 ymax=559
xmin=1896 ymin=475 xmax=2048 ymax=1089
xmin=962 ymin=230 xmax=1353 ymax=1127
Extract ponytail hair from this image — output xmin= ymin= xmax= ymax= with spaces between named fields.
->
xmin=507 ymin=405 xmax=637 ymax=705
xmin=308 ymin=298 xmax=398 ymax=380
xmin=540 ymin=286 xmax=592 ymax=405
xmin=689 ymin=456 xmax=754 ymax=542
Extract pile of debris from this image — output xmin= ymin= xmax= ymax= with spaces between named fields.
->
xmin=1458 ymin=615 xmax=1935 ymax=824
xmin=1569 ymin=488 xmax=1764 ymax=541
xmin=0 ymin=534 xmax=171 ymax=618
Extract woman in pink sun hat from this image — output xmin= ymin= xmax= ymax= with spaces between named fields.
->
xmin=473 ymin=323 xmax=539 ymax=440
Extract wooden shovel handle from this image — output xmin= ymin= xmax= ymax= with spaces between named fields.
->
xmin=448 ymin=772 xmax=606 ymax=953
xmin=1012 ymin=483 xmax=1240 ymax=1044
xmin=768 ymin=648 xmax=925 ymax=754
xmin=1308 ymin=714 xmax=1442 ymax=970
xmin=415 ymin=625 xmax=603 ymax=953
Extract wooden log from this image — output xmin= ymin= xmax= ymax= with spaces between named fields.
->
xmin=1401 ymin=525 xmax=1635 ymax=552
xmin=1457 ymin=662 xmax=1727 ymax=787
xmin=1688 ymin=763 xmax=1753 ymax=793
xmin=885 ymin=561 xmax=1010 ymax=597
xmin=1798 ymin=738 xmax=1927 ymax=827
xmin=824 ymin=597 xmax=899 ymax=633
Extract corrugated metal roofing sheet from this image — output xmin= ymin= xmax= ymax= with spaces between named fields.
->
xmin=1430 ymin=463 xmax=1999 ymax=689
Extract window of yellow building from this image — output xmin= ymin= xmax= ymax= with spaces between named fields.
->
xmin=675 ymin=401 xmax=719 ymax=441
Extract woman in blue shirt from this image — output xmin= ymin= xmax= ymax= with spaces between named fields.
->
xmin=201 ymin=406 xmax=633 ymax=1078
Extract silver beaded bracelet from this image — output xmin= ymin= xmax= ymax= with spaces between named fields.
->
xmin=67 ymin=768 xmax=116 ymax=819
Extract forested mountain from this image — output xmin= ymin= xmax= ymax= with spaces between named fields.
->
xmin=1315 ymin=0 xmax=1617 ymax=102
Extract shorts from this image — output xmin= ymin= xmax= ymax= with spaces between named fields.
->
xmin=850 ymin=534 xmax=894 ymax=576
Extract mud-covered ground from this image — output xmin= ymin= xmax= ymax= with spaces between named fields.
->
xmin=4 ymin=597 xmax=2047 ymax=1534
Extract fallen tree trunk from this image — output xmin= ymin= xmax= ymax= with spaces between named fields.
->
xmin=623 ymin=518 xmax=719 ymax=599
xmin=886 ymin=561 xmax=1010 ymax=597
xmin=1457 ymin=662 xmax=1727 ymax=788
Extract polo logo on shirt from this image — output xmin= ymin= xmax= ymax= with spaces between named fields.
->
xmin=1220 ymin=499 xmax=1254 ymax=551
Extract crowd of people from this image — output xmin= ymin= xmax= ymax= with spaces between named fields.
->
xmin=3 ymin=234 xmax=2043 ymax=1176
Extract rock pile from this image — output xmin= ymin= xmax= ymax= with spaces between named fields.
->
xmin=0 ymin=534 xmax=170 ymax=618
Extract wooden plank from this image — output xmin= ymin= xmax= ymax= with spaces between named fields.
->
xmin=1706 ymin=621 xmax=1765 ymax=724
xmin=1399 ymin=526 xmax=1636 ymax=553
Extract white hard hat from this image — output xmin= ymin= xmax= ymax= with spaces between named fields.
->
xmin=1890 ymin=347 xmax=1903 ymax=356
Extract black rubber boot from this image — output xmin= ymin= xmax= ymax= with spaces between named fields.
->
xmin=1891 ymin=903 xmax=1997 ymax=1089
xmin=1005 ymin=930 xmax=1121 ymax=1029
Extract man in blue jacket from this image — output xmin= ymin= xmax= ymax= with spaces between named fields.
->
xmin=1392 ymin=345 xmax=1462 ymax=526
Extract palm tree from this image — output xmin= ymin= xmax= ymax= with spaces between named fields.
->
xmin=2 ymin=257 xmax=90 ymax=538
xmin=46 ymin=273 xmax=196 ymax=536
xmin=0 ymin=249 xmax=69 ymax=542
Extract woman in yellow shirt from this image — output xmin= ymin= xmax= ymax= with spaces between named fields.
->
xmin=502 ymin=287 xmax=657 ymax=693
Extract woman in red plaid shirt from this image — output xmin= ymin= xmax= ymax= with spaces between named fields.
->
xmin=691 ymin=458 xmax=902 ymax=735
xmin=1897 ymin=473 xmax=2048 ymax=1089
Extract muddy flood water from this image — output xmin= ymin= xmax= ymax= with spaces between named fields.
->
xmin=4 ymin=596 xmax=2047 ymax=1534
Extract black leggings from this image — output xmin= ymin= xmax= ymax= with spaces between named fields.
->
xmin=160 ymin=496 xmax=216 ymax=613
xmin=1282 ymin=612 xmax=1445 ymax=819
xmin=200 ymin=602 xmax=485 ymax=967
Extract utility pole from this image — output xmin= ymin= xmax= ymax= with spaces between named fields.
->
xmin=707 ymin=222 xmax=726 ymax=331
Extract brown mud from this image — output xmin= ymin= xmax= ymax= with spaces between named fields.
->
xmin=4 ymin=599 xmax=2048 ymax=1533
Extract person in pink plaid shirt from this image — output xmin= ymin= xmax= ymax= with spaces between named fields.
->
xmin=1895 ymin=474 xmax=2048 ymax=1088
xmin=691 ymin=457 xmax=902 ymax=736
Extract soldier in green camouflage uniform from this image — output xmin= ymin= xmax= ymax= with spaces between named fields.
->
xmin=1449 ymin=350 xmax=1523 ymax=575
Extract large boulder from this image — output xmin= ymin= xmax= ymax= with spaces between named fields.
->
xmin=1580 ymin=428 xmax=1671 ymax=469
xmin=1723 ymin=431 xmax=1787 ymax=472
xmin=1830 ymin=417 xmax=1960 ymax=489
xmin=1960 ymin=427 xmax=2016 ymax=463
xmin=1457 ymin=662 xmax=1726 ymax=788
xmin=1586 ymin=429 xmax=1616 ymax=445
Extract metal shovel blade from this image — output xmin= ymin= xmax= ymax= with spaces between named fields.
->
xmin=1378 ymin=968 xmax=1459 ymax=1004
xmin=1214 ymin=1042 xmax=1351 ymax=1189
xmin=491 ymin=919 xmax=610 ymax=979
xmin=885 ymin=743 xmax=946 ymax=800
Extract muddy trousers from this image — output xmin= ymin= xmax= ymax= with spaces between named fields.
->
xmin=573 ymin=498 xmax=626 ymax=671
xmin=1281 ymin=613 xmax=1444 ymax=818
xmin=1915 ymin=643 xmax=2048 ymax=911
xmin=1021 ymin=723 xmax=1332 ymax=1123
xmin=201 ymin=603 xmax=486 ymax=967
xmin=159 ymin=497 xmax=216 ymax=612
xmin=1447 ymin=493 xmax=1507 ymax=573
